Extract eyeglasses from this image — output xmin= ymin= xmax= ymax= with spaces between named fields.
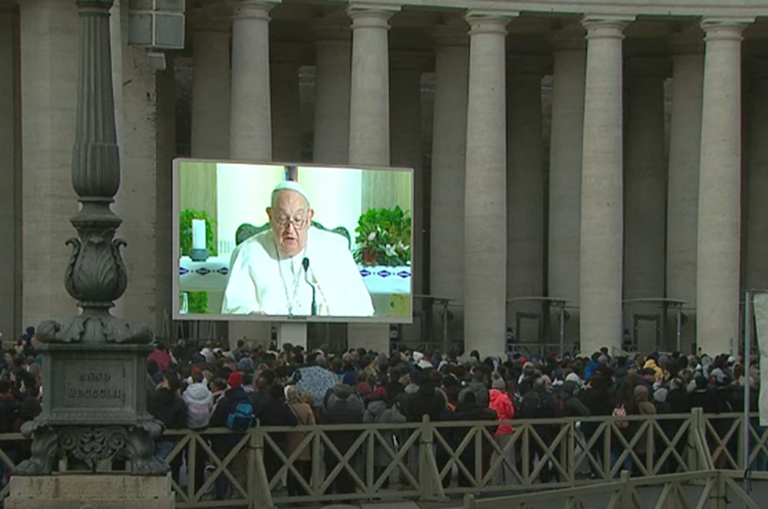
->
xmin=273 ymin=216 xmax=309 ymax=229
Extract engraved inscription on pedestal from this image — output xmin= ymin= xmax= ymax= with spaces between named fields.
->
xmin=62 ymin=361 xmax=128 ymax=409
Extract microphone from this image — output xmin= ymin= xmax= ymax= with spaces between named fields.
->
xmin=302 ymin=257 xmax=317 ymax=316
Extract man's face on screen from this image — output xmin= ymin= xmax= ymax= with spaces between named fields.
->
xmin=267 ymin=190 xmax=313 ymax=258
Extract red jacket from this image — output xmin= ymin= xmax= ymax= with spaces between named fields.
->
xmin=489 ymin=389 xmax=515 ymax=436
xmin=147 ymin=350 xmax=171 ymax=372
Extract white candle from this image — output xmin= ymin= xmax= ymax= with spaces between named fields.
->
xmin=192 ymin=219 xmax=206 ymax=250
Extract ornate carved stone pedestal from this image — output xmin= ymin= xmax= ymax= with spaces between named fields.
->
xmin=6 ymin=474 xmax=175 ymax=509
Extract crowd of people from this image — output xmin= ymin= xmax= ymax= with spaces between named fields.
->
xmin=143 ymin=338 xmax=763 ymax=499
xmin=0 ymin=322 xmax=762 ymax=500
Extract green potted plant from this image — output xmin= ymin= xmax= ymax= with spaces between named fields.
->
xmin=353 ymin=206 xmax=411 ymax=267
xmin=179 ymin=209 xmax=217 ymax=314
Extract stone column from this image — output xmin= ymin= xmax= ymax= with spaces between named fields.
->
xmin=313 ymin=16 xmax=351 ymax=165
xmin=623 ymin=58 xmax=669 ymax=352
xmin=464 ymin=13 xmax=510 ymax=358
xmin=19 ymin=0 xmax=80 ymax=327
xmin=229 ymin=0 xmax=277 ymax=343
xmin=230 ymin=0 xmax=275 ymax=161
xmin=346 ymin=2 xmax=400 ymax=353
xmin=271 ymin=42 xmax=304 ymax=162
xmin=746 ymin=59 xmax=768 ymax=290
xmin=579 ymin=16 xmax=633 ymax=355
xmin=430 ymin=23 xmax=469 ymax=346
xmin=390 ymin=51 xmax=426 ymax=294
xmin=0 ymin=1 xmax=20 ymax=337
xmin=310 ymin=17 xmax=351 ymax=348
xmin=155 ymin=56 xmax=177 ymax=336
xmin=667 ymin=33 xmax=704 ymax=348
xmin=111 ymin=1 xmax=171 ymax=335
xmin=190 ymin=10 xmax=231 ymax=159
xmin=506 ymin=55 xmax=548 ymax=339
xmin=548 ymin=29 xmax=586 ymax=345
xmin=696 ymin=19 xmax=750 ymax=356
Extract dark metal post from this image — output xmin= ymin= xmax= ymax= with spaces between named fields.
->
xmin=15 ymin=0 xmax=166 ymax=476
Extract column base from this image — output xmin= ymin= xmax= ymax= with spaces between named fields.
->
xmin=6 ymin=474 xmax=175 ymax=509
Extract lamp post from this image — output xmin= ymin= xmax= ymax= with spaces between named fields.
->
xmin=14 ymin=0 xmax=166 ymax=476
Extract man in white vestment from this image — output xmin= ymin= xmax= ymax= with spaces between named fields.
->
xmin=221 ymin=181 xmax=374 ymax=316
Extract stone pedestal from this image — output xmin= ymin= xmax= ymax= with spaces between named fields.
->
xmin=6 ymin=475 xmax=174 ymax=509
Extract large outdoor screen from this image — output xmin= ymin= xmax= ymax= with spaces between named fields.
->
xmin=172 ymin=159 xmax=414 ymax=323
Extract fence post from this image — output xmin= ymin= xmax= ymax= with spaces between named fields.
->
xmin=250 ymin=424 xmax=274 ymax=509
xmin=464 ymin=493 xmax=476 ymax=509
xmin=418 ymin=415 xmax=445 ymax=501
xmin=689 ymin=408 xmax=713 ymax=471
xmin=620 ymin=470 xmax=631 ymax=508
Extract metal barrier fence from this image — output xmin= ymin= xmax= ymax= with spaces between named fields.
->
xmin=0 ymin=411 xmax=765 ymax=507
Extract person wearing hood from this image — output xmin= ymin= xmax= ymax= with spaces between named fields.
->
xmin=181 ymin=370 xmax=213 ymax=495
xmin=363 ymin=386 xmax=405 ymax=488
xmin=452 ymin=391 xmax=498 ymax=487
xmin=285 ymin=386 xmax=316 ymax=497
xmin=458 ymin=368 xmax=490 ymax=408
xmin=323 ymin=374 xmax=364 ymax=497
xmin=488 ymin=376 xmax=515 ymax=485
xmin=634 ymin=385 xmax=656 ymax=468
xmin=147 ymin=372 xmax=186 ymax=485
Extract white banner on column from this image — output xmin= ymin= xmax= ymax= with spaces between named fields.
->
xmin=751 ymin=292 xmax=768 ymax=426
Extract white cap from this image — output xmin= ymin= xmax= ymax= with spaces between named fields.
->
xmin=272 ymin=180 xmax=311 ymax=207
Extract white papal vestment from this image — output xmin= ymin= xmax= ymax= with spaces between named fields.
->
xmin=221 ymin=227 xmax=374 ymax=316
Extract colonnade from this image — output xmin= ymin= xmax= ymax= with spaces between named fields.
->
xmin=1 ymin=0 xmax=765 ymax=358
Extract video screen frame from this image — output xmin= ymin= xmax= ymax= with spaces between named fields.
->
xmin=171 ymin=158 xmax=415 ymax=324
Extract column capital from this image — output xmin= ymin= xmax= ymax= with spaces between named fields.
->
xmin=390 ymin=51 xmax=431 ymax=72
xmin=432 ymin=22 xmax=469 ymax=47
xmin=271 ymin=42 xmax=309 ymax=65
xmin=669 ymin=29 xmax=704 ymax=55
xmin=347 ymin=2 xmax=401 ymax=28
xmin=313 ymin=15 xmax=351 ymax=41
xmin=700 ymin=18 xmax=753 ymax=41
xmin=507 ymin=54 xmax=552 ymax=76
xmin=626 ymin=57 xmax=671 ymax=79
xmin=465 ymin=11 xmax=516 ymax=36
xmin=581 ymin=14 xmax=635 ymax=39
xmin=230 ymin=0 xmax=278 ymax=21
xmin=551 ymin=26 xmax=586 ymax=51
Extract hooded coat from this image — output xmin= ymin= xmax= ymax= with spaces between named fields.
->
xmin=182 ymin=382 xmax=213 ymax=430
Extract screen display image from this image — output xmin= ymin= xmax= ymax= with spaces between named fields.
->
xmin=173 ymin=159 xmax=414 ymax=323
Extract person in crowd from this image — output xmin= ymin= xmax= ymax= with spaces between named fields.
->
xmin=209 ymin=372 xmax=253 ymax=499
xmin=488 ymin=375 xmax=515 ymax=485
xmin=363 ymin=386 xmax=405 ymax=488
xmin=284 ymin=386 xmax=316 ymax=497
xmin=323 ymin=372 xmax=364 ymax=498
xmin=147 ymin=343 xmax=172 ymax=373
xmin=148 ymin=371 xmax=186 ymax=484
xmin=182 ymin=369 xmax=213 ymax=495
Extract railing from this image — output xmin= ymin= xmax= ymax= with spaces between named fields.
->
xmin=0 ymin=411 xmax=765 ymax=507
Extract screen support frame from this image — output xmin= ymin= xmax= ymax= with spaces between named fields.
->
xmin=277 ymin=322 xmax=307 ymax=351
